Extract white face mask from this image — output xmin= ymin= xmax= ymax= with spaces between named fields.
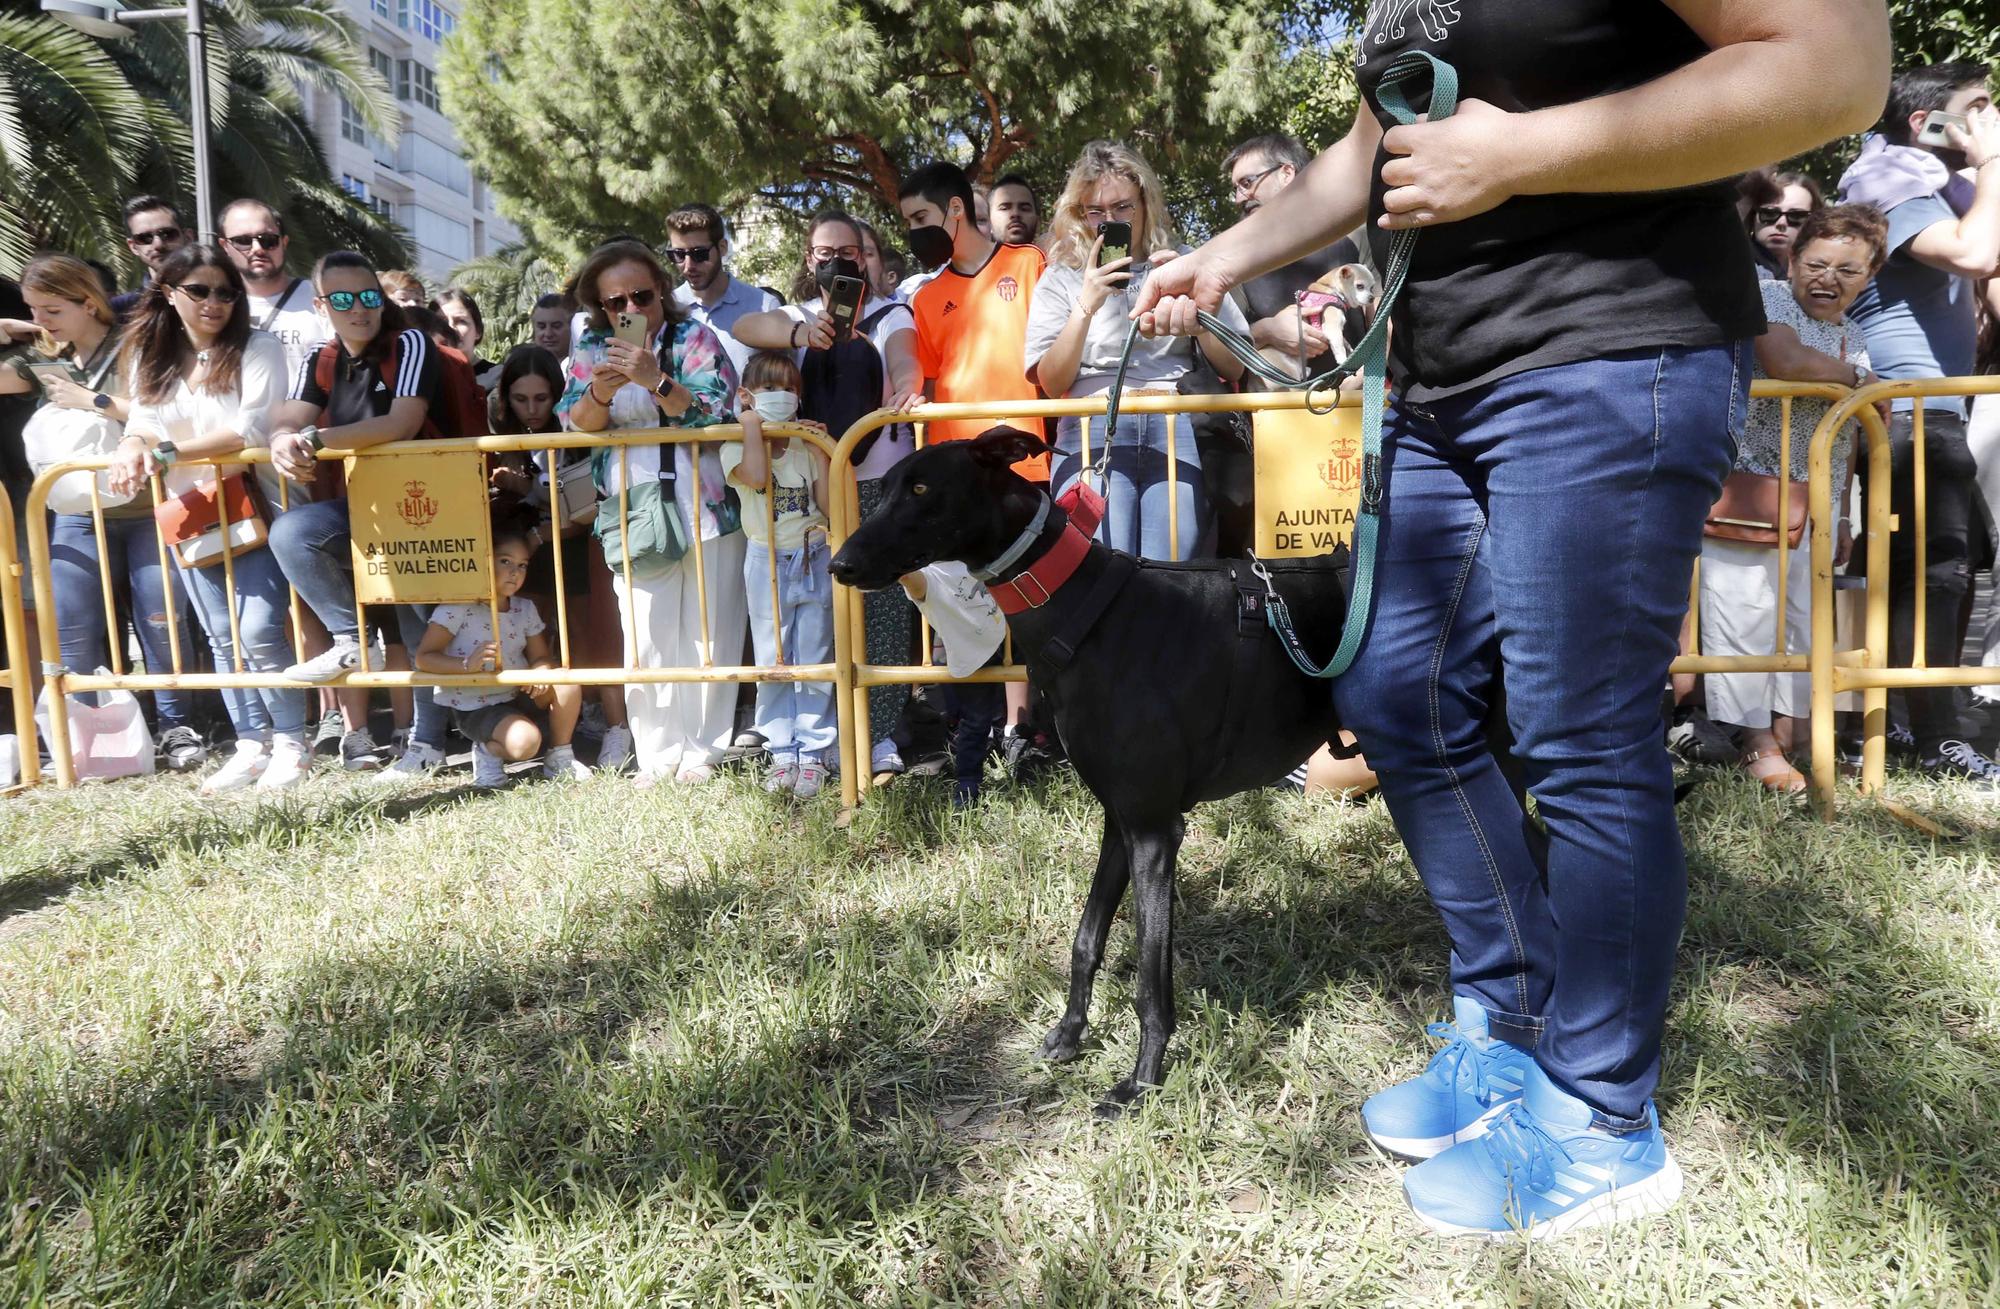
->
xmin=752 ymin=389 xmax=799 ymax=423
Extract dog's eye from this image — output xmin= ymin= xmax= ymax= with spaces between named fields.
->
xmin=911 ymin=482 xmax=928 ymax=496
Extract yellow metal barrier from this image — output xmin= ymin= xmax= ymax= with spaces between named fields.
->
xmin=24 ymin=424 xmax=840 ymax=787
xmin=0 ymin=491 xmax=40 ymax=789
xmin=1806 ymin=377 xmax=2000 ymax=817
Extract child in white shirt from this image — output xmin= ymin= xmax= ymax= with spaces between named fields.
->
xmin=413 ymin=526 xmax=588 ymax=787
xmin=721 ymin=351 xmax=836 ymax=798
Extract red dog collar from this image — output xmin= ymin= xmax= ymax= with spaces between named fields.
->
xmin=987 ymin=483 xmax=1104 ymax=615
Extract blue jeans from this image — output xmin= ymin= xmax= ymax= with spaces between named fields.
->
xmin=48 ymin=513 xmax=194 ymax=726
xmin=175 ymin=543 xmax=308 ymax=744
xmin=744 ymin=535 xmax=835 ymax=761
xmin=1332 ymin=345 xmax=1747 ymax=1129
xmin=268 ymin=497 xmax=446 ymax=749
xmin=1050 ymin=412 xmax=1208 ymax=560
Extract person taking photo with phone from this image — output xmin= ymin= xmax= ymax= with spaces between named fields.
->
xmin=560 ymin=239 xmax=741 ymax=786
xmin=1025 ymin=139 xmax=1248 ymax=561
xmin=1135 ymin=0 xmax=1888 ymax=1240
xmin=1838 ymin=61 xmax=2000 ymax=785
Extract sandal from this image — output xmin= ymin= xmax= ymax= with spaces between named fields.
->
xmin=1741 ymin=749 xmax=1807 ymax=795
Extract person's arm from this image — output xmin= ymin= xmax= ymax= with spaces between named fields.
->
xmin=734 ymin=306 xmax=834 ymax=352
xmin=413 ymin=618 xmax=494 ymax=674
xmin=809 ymin=444 xmax=831 ymax=516
xmin=1754 ymin=323 xmax=1874 ymax=386
xmin=1908 ymin=116 xmax=2000 ymax=278
xmin=881 ymin=323 xmax=922 ymax=409
xmin=0 ymin=357 xmax=30 ymax=397
xmin=729 ymin=397 xmax=769 ymax=490
xmin=1027 ymin=255 xmax=1127 ymax=399
xmin=1376 ymin=0 xmax=1890 ymax=230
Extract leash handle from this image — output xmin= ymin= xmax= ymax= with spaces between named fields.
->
xmin=1101 ymin=50 xmax=1458 ymax=680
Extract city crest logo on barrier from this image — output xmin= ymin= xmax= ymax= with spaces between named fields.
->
xmin=1320 ymin=432 xmax=1361 ymax=492
xmin=399 ymin=479 xmax=438 ymax=528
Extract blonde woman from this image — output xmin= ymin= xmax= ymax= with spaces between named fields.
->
xmin=1023 ymin=140 xmax=1248 ymax=560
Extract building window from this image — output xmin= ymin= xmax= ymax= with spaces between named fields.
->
xmin=369 ymin=47 xmax=393 ymax=86
xmin=409 ymin=204 xmax=471 ymax=264
xmin=371 ymin=0 xmax=389 ymax=16
xmin=403 ymin=133 xmax=469 ymax=195
xmin=399 ymin=0 xmax=454 ymax=44
xmin=398 ymin=59 xmax=440 ymax=112
xmin=339 ymin=174 xmax=369 ymax=201
xmin=338 ymin=93 xmax=369 ymax=145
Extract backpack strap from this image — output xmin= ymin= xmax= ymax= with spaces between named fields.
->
xmin=253 ymin=278 xmax=306 ymax=333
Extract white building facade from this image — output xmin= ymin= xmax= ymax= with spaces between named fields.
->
xmin=305 ymin=0 xmax=517 ymax=286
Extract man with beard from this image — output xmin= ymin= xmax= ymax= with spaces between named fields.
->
xmin=990 ymin=174 xmax=1043 ymax=247
xmin=1223 ymin=134 xmax=1364 ymax=387
xmin=1840 ymin=62 xmax=2000 ymax=783
xmin=219 ymin=199 xmax=327 ymax=385
xmin=666 ymin=203 xmax=780 ymax=380
xmin=111 ymin=196 xmax=189 ymax=318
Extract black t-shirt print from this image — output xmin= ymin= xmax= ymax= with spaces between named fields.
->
xmin=1354 ymin=0 xmax=1764 ymax=401
xmin=290 ymin=327 xmax=445 ymax=431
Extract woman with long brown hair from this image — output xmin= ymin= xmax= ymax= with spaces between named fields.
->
xmin=107 ymin=243 xmax=309 ymax=792
xmin=0 ymin=253 xmax=205 ymax=771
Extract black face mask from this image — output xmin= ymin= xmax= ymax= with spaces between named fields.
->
xmin=814 ymin=256 xmax=864 ymax=293
xmin=906 ymin=223 xmax=955 ymax=272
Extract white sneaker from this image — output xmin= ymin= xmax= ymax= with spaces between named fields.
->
xmin=200 ymin=740 xmax=269 ymax=795
xmin=285 ymin=639 xmax=361 ymax=683
xmin=870 ymin=739 xmax=904 ymax=775
xmin=793 ymin=758 xmax=828 ymax=799
xmin=384 ymin=740 xmax=448 ymax=779
xmin=764 ymin=759 xmax=800 ymax=794
xmin=472 ymin=742 xmax=507 ymax=788
xmin=597 ymin=725 xmax=633 ymax=771
xmin=256 ymin=740 xmax=311 ymax=792
xmin=542 ymin=745 xmax=591 ymax=781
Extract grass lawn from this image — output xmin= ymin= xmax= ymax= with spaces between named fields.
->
xmin=0 ymin=759 xmax=1996 ymax=1306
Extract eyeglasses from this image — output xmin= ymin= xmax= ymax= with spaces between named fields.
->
xmin=809 ymin=244 xmax=862 ymax=262
xmin=664 ymin=246 xmax=714 ymax=265
xmin=172 ymin=282 xmax=242 ymax=305
xmin=1755 ymin=207 xmax=1812 ymax=228
xmin=1230 ymin=164 xmax=1284 ymax=200
xmin=129 ymin=227 xmax=182 ymax=246
xmin=321 ymin=288 xmax=384 ymax=311
xmin=1799 ymin=259 xmax=1870 ymax=282
xmin=223 ymin=232 xmax=284 ymax=251
xmin=601 ymin=287 xmax=658 ymax=313
xmin=1082 ymin=200 xmax=1140 ymax=223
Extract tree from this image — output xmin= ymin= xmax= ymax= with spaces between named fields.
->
xmin=440 ymin=0 xmax=1295 ymax=259
xmin=0 ymin=0 xmax=408 ymax=281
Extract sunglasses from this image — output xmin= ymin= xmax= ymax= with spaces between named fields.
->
xmin=321 ymin=288 xmax=384 ymax=311
xmin=1755 ymin=207 xmax=1812 ymax=228
xmin=224 ymin=232 xmax=284 ymax=251
xmin=129 ymin=227 xmax=182 ymax=246
xmin=664 ymin=246 xmax=714 ymax=265
xmin=601 ymin=287 xmax=658 ymax=312
xmin=172 ymin=282 xmax=242 ymax=305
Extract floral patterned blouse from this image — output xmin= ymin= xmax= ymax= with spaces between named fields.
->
xmin=557 ymin=315 xmax=740 ymax=541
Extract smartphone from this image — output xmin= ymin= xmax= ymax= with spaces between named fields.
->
xmin=612 ymin=310 xmax=648 ymax=348
xmin=26 ymin=360 xmax=71 ymax=387
xmin=1919 ymin=110 xmax=1969 ymax=147
xmin=826 ymin=274 xmax=867 ymax=343
xmin=1097 ymin=221 xmax=1132 ymax=267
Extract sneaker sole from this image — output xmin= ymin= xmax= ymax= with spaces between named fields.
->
xmin=1407 ymin=1150 xmax=1683 ymax=1242
xmin=1365 ymin=1098 xmax=1518 ymax=1162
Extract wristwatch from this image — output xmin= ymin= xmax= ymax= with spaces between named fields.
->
xmin=299 ymin=424 xmax=324 ymax=452
xmin=153 ymin=439 xmax=178 ymax=466
xmin=1851 ymin=364 xmax=1869 ymax=389
xmin=92 ymin=392 xmax=111 ymax=411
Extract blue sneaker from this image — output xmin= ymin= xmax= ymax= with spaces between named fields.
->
xmin=1361 ymin=995 xmax=1533 ymax=1160
xmin=1402 ymin=1060 xmax=1682 ymax=1241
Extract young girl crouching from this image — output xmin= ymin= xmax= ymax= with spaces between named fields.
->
xmin=413 ymin=525 xmax=590 ymax=787
xmin=723 ymin=352 xmax=836 ymax=798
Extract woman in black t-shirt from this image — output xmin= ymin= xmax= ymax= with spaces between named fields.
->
xmin=266 ymin=251 xmax=451 ymax=776
xmin=1137 ymin=0 xmax=1889 ymax=1239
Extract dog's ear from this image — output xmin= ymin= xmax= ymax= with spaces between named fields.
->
xmin=968 ymin=424 xmax=1051 ymax=472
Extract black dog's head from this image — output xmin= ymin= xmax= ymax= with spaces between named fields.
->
xmin=830 ymin=425 xmax=1052 ymax=591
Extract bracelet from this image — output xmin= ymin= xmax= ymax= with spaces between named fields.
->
xmin=790 ymin=320 xmax=803 ymax=349
xmin=587 ymin=383 xmax=614 ymax=406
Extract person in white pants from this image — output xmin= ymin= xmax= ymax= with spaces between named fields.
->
xmin=1701 ymin=206 xmax=1886 ymax=792
xmin=559 ymin=240 xmax=747 ymax=785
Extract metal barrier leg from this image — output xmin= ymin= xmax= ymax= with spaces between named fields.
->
xmin=0 ymin=496 xmax=39 ymax=787
xmin=24 ymin=489 xmax=75 ymax=787
xmin=1859 ymin=406 xmax=1894 ymax=797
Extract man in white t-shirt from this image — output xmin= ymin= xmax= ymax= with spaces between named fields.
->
xmin=220 ymin=198 xmax=328 ymax=383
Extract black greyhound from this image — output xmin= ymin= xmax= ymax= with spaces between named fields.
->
xmin=830 ymin=427 xmax=1351 ymax=1113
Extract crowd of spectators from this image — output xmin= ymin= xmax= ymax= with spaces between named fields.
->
xmin=5 ymin=57 xmax=2000 ymax=797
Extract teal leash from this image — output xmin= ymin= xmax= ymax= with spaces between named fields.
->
xmin=1104 ymin=50 xmax=1458 ymax=680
